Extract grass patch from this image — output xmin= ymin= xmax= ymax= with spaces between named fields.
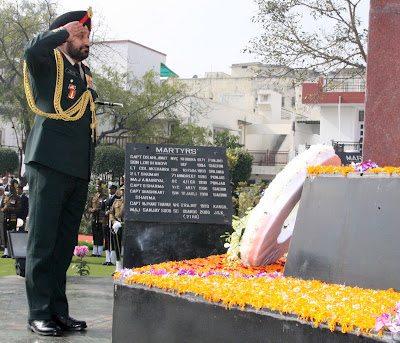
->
xmin=0 ymin=249 xmax=119 ymax=278
xmin=0 ymin=257 xmax=16 ymax=277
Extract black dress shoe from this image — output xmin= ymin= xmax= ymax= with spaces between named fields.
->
xmin=90 ymin=253 xmax=97 ymax=257
xmin=1 ymin=255 xmax=8 ymax=258
xmin=27 ymin=319 xmax=61 ymax=336
xmin=52 ymin=315 xmax=87 ymax=331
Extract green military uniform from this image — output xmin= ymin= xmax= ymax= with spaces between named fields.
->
xmin=89 ymin=189 xmax=106 ymax=256
xmin=24 ymin=24 xmax=97 ymax=321
xmin=110 ymin=192 xmax=124 ymax=263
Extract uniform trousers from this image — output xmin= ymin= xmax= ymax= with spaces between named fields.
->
xmin=91 ymin=219 xmax=104 ymax=246
xmin=25 ymin=162 xmax=88 ymax=320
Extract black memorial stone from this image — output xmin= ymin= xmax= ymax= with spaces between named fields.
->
xmin=284 ymin=174 xmax=400 ymax=291
xmin=112 ymin=280 xmax=386 ymax=343
xmin=123 ymin=143 xmax=233 ymax=268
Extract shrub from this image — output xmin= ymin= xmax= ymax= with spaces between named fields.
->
xmin=92 ymin=145 xmax=125 ymax=181
xmin=0 ymin=148 xmax=19 ymax=175
xmin=227 ymin=148 xmax=254 ymax=186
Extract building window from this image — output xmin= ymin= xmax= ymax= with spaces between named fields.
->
xmin=359 ymin=110 xmax=365 ymax=121
xmin=262 ymin=94 xmax=269 ymax=102
xmin=291 ymin=96 xmax=295 ymax=107
xmin=281 ymin=96 xmax=285 ymax=108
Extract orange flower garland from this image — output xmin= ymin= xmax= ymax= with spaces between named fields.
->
xmin=114 ymin=255 xmax=399 ymax=337
xmin=307 ymin=165 xmax=400 ymax=177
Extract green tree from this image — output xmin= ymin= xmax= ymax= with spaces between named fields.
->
xmin=167 ymin=121 xmax=212 ymax=146
xmin=0 ymin=0 xmax=58 ymax=175
xmin=94 ymin=68 xmax=206 ymax=144
xmin=214 ymin=129 xmax=243 ymax=149
xmin=92 ymin=145 xmax=125 ymax=182
xmin=246 ymin=0 xmax=368 ymax=82
xmin=0 ymin=148 xmax=19 ymax=175
xmin=227 ymin=148 xmax=254 ymax=186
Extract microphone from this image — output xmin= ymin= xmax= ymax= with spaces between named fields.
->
xmin=95 ymin=101 xmax=124 ymax=108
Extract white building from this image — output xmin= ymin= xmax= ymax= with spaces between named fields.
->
xmin=175 ymin=63 xmax=320 ymax=182
xmin=88 ymin=39 xmax=176 ymax=85
xmin=301 ymin=74 xmax=365 ymax=164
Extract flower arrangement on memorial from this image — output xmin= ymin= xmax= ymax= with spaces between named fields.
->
xmin=114 ymin=254 xmax=400 ymax=338
xmin=375 ymin=302 xmax=400 ymax=333
xmin=306 ymin=160 xmax=400 ymax=177
xmin=72 ymin=245 xmax=90 ymax=276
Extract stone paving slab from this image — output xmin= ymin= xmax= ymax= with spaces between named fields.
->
xmin=0 ymin=275 xmax=113 ymax=342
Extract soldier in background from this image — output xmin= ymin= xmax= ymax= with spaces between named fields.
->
xmin=1 ymin=179 xmax=21 ymax=258
xmin=0 ymin=186 xmax=5 ymax=253
xmin=110 ymin=185 xmax=124 ymax=275
xmin=102 ymin=184 xmax=119 ymax=266
xmin=89 ymin=180 xmax=106 ymax=257
xmin=17 ymin=185 xmax=29 ymax=231
xmin=116 ymin=175 xmax=124 ymax=197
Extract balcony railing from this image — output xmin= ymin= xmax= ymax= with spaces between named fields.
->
xmin=323 ymin=77 xmax=366 ymax=92
xmin=248 ymin=150 xmax=289 ymax=166
xmin=332 ymin=141 xmax=362 ymax=153
xmin=99 ymin=135 xmax=170 ymax=147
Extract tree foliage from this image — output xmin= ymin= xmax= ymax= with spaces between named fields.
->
xmin=92 ymin=145 xmax=125 ymax=181
xmin=0 ymin=148 xmax=19 ymax=175
xmin=214 ymin=129 xmax=243 ymax=149
xmin=0 ymin=0 xmax=58 ymax=174
xmin=246 ymin=0 xmax=368 ymax=80
xmin=227 ymin=148 xmax=254 ymax=186
xmin=94 ymin=68 xmax=205 ymax=144
xmin=167 ymin=121 xmax=212 ymax=146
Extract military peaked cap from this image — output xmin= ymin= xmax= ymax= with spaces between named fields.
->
xmin=49 ymin=7 xmax=93 ymax=32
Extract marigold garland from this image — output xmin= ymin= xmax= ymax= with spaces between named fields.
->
xmin=114 ymin=255 xmax=400 ymax=337
xmin=307 ymin=166 xmax=400 ymax=177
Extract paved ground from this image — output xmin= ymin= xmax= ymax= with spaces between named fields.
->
xmin=0 ymin=275 xmax=114 ymax=343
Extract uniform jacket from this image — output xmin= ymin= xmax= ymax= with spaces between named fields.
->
xmin=110 ymin=197 xmax=124 ymax=225
xmin=24 ymin=29 xmax=97 ymax=181
xmin=1 ymin=192 xmax=22 ymax=219
xmin=89 ymin=192 xmax=106 ymax=221
xmin=17 ymin=193 xmax=29 ymax=220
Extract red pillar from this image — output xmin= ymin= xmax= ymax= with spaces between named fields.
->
xmin=363 ymin=0 xmax=400 ymax=166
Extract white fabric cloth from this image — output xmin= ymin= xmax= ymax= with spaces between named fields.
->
xmin=110 ymin=250 xmax=116 ymax=265
xmin=112 ymin=221 xmax=121 ymax=234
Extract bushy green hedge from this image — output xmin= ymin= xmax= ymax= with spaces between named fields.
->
xmin=227 ymin=148 xmax=254 ymax=186
xmin=92 ymin=145 xmax=125 ymax=181
xmin=0 ymin=148 xmax=18 ymax=176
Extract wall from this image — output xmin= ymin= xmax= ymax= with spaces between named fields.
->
xmin=319 ymin=105 xmax=361 ymax=144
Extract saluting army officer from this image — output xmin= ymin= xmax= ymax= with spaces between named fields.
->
xmin=110 ymin=185 xmax=124 ymax=274
xmin=23 ymin=7 xmax=97 ymax=336
xmin=89 ymin=180 xmax=106 ymax=257
xmin=1 ymin=179 xmax=21 ymax=258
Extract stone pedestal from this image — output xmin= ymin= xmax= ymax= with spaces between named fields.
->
xmin=363 ymin=0 xmax=400 ymax=165
xmin=284 ymin=174 xmax=400 ymax=291
xmin=112 ymin=280 xmax=386 ymax=343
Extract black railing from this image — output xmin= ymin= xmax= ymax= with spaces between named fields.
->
xmin=332 ymin=141 xmax=362 ymax=153
xmin=248 ymin=150 xmax=289 ymax=166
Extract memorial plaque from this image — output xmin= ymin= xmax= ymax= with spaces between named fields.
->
xmin=125 ymin=143 xmax=233 ymax=225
